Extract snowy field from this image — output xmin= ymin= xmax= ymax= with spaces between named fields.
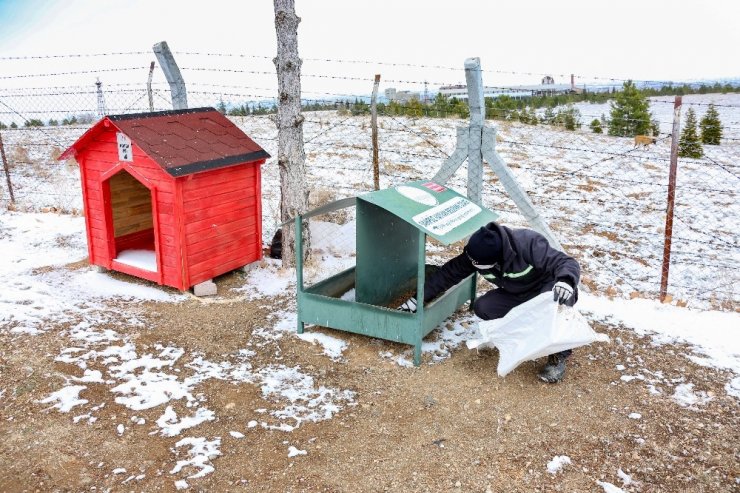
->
xmin=2 ymin=93 xmax=738 ymax=308
xmin=0 ymin=93 xmax=738 ymax=491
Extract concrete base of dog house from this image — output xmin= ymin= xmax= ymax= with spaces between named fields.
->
xmin=193 ymin=279 xmax=217 ymax=297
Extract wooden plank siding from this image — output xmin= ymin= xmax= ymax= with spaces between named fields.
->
xmin=181 ymin=163 xmax=261 ymax=286
xmin=109 ymin=171 xmax=153 ymax=237
xmin=189 ymin=252 xmax=259 ymax=287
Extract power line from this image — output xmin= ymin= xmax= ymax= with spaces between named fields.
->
xmin=0 ymin=52 xmax=148 ymax=60
xmin=0 ymin=67 xmax=151 ymax=80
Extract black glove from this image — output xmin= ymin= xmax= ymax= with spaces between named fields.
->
xmin=398 ymin=297 xmax=417 ymax=312
xmin=552 ymin=282 xmax=573 ymax=305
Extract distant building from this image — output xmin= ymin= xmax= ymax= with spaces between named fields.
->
xmin=385 ymin=88 xmax=420 ymax=103
xmin=439 ymin=74 xmax=580 ymax=100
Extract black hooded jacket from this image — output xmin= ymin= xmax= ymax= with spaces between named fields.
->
xmin=423 ymin=222 xmax=580 ymax=303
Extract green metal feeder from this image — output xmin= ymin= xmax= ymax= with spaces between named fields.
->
xmin=295 ymin=180 xmax=498 ymax=366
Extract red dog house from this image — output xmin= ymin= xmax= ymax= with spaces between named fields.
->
xmin=59 ymin=107 xmax=270 ymax=290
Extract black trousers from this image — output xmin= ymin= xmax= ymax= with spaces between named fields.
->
xmin=472 ymin=281 xmax=576 ymax=358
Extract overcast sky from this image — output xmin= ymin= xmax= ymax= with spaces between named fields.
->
xmin=1 ymin=0 xmax=738 ymax=97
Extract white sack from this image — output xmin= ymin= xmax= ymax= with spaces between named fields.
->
xmin=466 ymin=292 xmax=609 ymax=377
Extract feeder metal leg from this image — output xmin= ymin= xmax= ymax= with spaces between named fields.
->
xmin=413 ymin=343 xmax=422 ymax=366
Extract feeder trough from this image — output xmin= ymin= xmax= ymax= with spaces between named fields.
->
xmin=295 ymin=180 xmax=498 ymax=365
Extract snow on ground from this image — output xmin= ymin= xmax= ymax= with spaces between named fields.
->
xmin=546 ymin=455 xmax=571 ymax=474
xmin=3 ymin=209 xmax=737 ymax=404
xmin=1 ymin=94 xmax=738 ymax=485
xmin=596 ymin=480 xmax=626 ymax=493
xmin=579 ymin=293 xmax=740 ymax=399
xmin=1 ymin=207 xmax=738 ymax=485
xmin=0 ymin=211 xmax=358 ymax=484
xmin=0 ymin=211 xmax=183 ymax=335
xmin=1 ymin=203 xmax=738 ymax=487
xmin=4 ymin=95 xmax=738 ymax=309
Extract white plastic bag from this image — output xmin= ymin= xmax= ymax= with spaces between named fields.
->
xmin=466 ymin=292 xmax=609 ymax=377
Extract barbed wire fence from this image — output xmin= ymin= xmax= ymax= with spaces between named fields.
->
xmin=0 ymin=51 xmax=737 ymax=311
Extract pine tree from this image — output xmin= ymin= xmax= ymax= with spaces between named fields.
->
xmin=608 ymin=80 xmax=652 ymax=137
xmin=529 ymin=108 xmax=539 ymax=126
xmin=699 ymin=103 xmax=722 ymax=145
xmin=557 ymin=106 xmax=581 ymax=130
xmin=217 ymin=98 xmax=227 ymax=114
xmin=678 ymin=108 xmax=703 ymax=158
xmin=589 ymin=119 xmax=603 ymax=133
xmin=433 ymin=93 xmax=449 ymax=118
xmin=543 ymin=107 xmax=555 ymax=125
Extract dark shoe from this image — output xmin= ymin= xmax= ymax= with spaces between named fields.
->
xmin=538 ymin=353 xmax=568 ymax=383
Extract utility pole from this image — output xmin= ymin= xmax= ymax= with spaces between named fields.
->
xmin=95 ymin=78 xmax=107 ymax=117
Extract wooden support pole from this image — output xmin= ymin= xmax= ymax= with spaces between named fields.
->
xmin=147 ymin=61 xmax=155 ymax=112
xmin=0 ymin=131 xmax=15 ymax=205
xmin=660 ymin=95 xmax=682 ymax=302
xmin=371 ymin=74 xmax=381 ymax=190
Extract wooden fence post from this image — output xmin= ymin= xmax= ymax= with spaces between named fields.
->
xmin=147 ymin=61 xmax=155 ymax=112
xmin=371 ymin=74 xmax=381 ymax=190
xmin=0 ymin=131 xmax=15 ymax=206
xmin=660 ymin=95 xmax=682 ymax=302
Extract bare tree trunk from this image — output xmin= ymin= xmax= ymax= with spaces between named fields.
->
xmin=273 ymin=0 xmax=309 ymax=267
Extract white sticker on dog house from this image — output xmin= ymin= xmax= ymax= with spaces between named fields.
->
xmin=116 ymin=132 xmax=133 ymax=162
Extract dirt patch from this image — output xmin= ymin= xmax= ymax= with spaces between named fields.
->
xmin=0 ymin=269 xmax=737 ymax=492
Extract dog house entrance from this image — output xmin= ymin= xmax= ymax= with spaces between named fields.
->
xmin=108 ymin=170 xmax=157 ymax=272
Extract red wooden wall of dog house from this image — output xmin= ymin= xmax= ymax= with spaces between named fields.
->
xmin=180 ymin=163 xmax=263 ymax=287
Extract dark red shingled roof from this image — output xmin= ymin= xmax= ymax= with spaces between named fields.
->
xmin=59 ymin=107 xmax=270 ymax=177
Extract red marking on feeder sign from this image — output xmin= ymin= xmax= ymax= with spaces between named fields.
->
xmin=422 ymin=182 xmax=446 ymax=192
xmin=59 ymin=107 xmax=270 ymax=290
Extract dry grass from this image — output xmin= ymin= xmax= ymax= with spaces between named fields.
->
xmin=309 ymin=187 xmax=352 ymax=224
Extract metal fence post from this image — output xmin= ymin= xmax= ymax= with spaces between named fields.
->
xmin=153 ymin=41 xmax=188 ymax=110
xmin=660 ymin=95 xmax=682 ymax=302
xmin=464 ymin=58 xmax=484 ymax=204
xmin=431 ymin=57 xmax=562 ymax=250
xmin=371 ymin=74 xmax=381 ymax=190
xmin=0 ymin=131 xmax=15 ymax=206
